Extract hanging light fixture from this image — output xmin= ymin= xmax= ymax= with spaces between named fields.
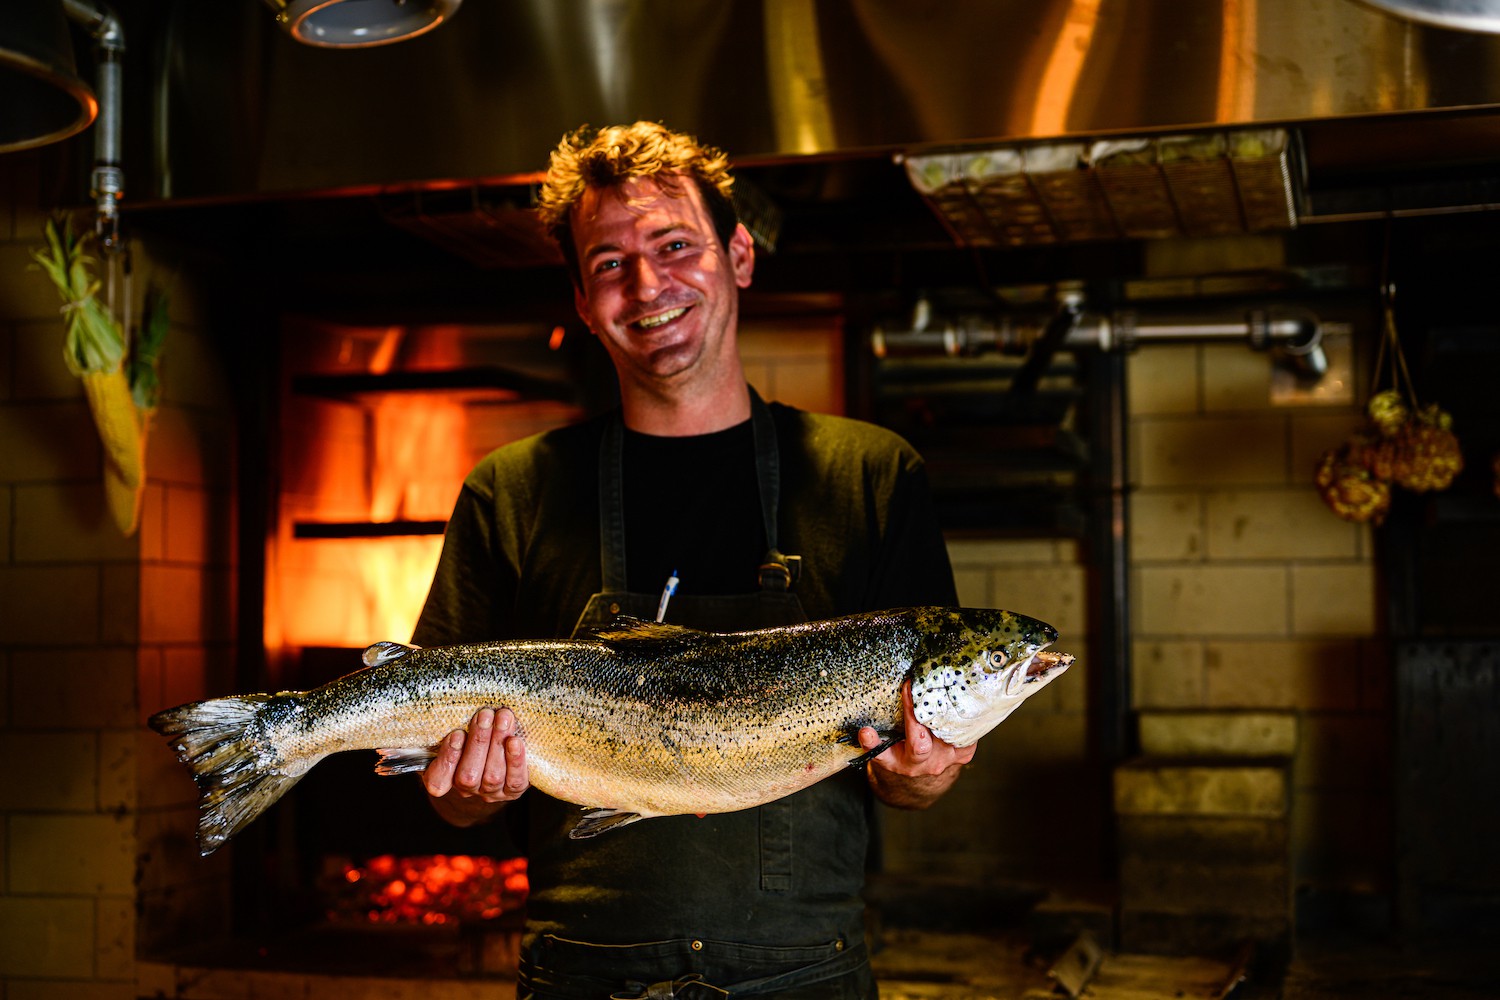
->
xmin=264 ymin=0 xmax=463 ymax=48
xmin=0 ymin=0 xmax=97 ymax=153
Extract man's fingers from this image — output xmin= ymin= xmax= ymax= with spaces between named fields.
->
xmin=502 ymin=736 xmax=528 ymax=795
xmin=422 ymin=729 xmax=465 ymax=797
xmin=455 ymin=707 xmax=496 ymax=789
xmin=901 ymin=683 xmax=932 ymax=757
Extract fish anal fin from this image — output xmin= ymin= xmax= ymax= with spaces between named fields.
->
xmin=567 ymin=807 xmax=643 ymax=839
xmin=837 ymin=725 xmax=904 ymax=769
xmin=375 ymin=746 xmax=439 ymax=776
xmin=363 ymin=641 xmax=418 ymax=668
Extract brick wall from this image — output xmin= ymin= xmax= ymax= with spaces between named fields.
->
xmin=1128 ymin=335 xmax=1389 ymax=895
xmin=0 ymin=147 xmax=238 ymax=998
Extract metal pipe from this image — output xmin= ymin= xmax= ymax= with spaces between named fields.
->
xmin=61 ymin=0 xmax=123 ymax=252
xmin=873 ymin=303 xmax=1330 ymax=381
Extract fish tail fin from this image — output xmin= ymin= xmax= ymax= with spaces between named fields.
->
xmin=149 ymin=695 xmax=310 ymax=856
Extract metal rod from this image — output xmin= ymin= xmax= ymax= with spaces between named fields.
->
xmin=60 ymin=0 xmax=124 ymax=251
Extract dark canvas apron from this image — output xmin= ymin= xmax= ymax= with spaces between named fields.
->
xmin=516 ymin=391 xmax=876 ymax=1000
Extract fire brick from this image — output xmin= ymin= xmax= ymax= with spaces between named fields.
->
xmin=1113 ymin=759 xmax=1291 ymax=818
xmin=1138 ymin=710 xmax=1297 ymax=758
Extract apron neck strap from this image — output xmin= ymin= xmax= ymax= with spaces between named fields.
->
xmin=596 ymin=387 xmax=795 ymax=593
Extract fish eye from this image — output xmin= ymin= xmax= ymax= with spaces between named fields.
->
xmin=985 ymin=649 xmax=1009 ymax=672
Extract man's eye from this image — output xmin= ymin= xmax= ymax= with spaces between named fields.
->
xmin=662 ymin=239 xmax=689 ymax=252
xmin=593 ymin=259 xmax=621 ymax=274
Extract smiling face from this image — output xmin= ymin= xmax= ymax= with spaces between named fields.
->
xmin=570 ymin=175 xmax=755 ymax=407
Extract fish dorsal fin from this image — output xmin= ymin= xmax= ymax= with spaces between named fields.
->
xmin=362 ymin=641 xmax=418 ymax=668
xmin=583 ymin=616 xmax=709 ymax=644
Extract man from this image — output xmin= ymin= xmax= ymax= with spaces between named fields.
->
xmin=413 ymin=122 xmax=971 ymax=998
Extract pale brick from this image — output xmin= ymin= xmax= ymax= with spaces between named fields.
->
xmin=11 ymin=319 xmax=87 ymax=401
xmin=9 ymin=648 xmax=135 ymax=727
xmin=766 ymin=358 xmax=842 ymax=414
xmin=100 ymin=564 xmax=139 ymax=644
xmin=739 ymin=316 xmax=842 ymax=360
xmin=12 ymin=482 xmax=137 ymax=562
xmin=989 ymin=564 xmax=1087 ymax=637
xmin=1126 ymin=345 xmax=1198 ymax=415
xmin=1130 ymin=490 xmax=1201 ymax=561
xmin=95 ymin=894 xmax=135 ymax=981
xmin=148 ymin=403 xmax=235 ymax=489
xmin=948 ymin=536 xmax=1069 ymax=565
xmin=1120 ymin=857 xmax=1290 ymax=917
xmin=1114 ymin=761 xmax=1289 ymax=817
xmin=1293 ymin=713 xmax=1388 ymax=793
xmin=1204 ymin=639 xmax=1363 ymax=710
xmin=156 ymin=320 xmax=233 ymax=412
xmin=0 ymin=734 xmax=98 ymax=810
xmin=0 ymin=896 xmax=94 ymax=977
xmin=1143 ymin=233 xmax=1285 ymax=276
xmin=951 ymin=564 xmax=987 ymax=608
xmin=1131 ymin=640 xmax=1206 ymax=709
xmin=1139 ymin=710 xmax=1297 ymax=757
xmin=99 ymin=730 xmax=136 ymax=813
xmin=1289 ymin=409 xmax=1366 ymax=484
xmin=0 ymin=565 xmax=100 ymax=643
xmin=0 ymin=401 xmax=101 ymax=482
xmin=1201 ymin=341 xmax=1276 ymax=412
xmin=1118 ymin=815 xmax=1289 ymax=866
xmin=1133 ymin=414 xmax=1289 ymax=488
xmin=10 ymin=814 xmax=135 ymax=895
xmin=1204 ymin=489 xmax=1361 ymax=560
xmin=1136 ymin=565 xmax=1287 ymax=635
xmin=1291 ymin=563 xmax=1378 ymax=635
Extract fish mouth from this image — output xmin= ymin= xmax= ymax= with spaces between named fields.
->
xmin=1026 ymin=650 xmax=1073 ymax=680
xmin=631 ymin=305 xmax=690 ymax=330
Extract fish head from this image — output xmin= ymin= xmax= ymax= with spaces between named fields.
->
xmin=908 ymin=607 xmax=1072 ymax=747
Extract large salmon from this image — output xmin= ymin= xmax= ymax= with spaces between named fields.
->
xmin=150 ymin=607 xmax=1070 ymax=855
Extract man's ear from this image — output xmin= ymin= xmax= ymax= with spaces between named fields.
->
xmin=730 ymin=222 xmax=755 ymax=289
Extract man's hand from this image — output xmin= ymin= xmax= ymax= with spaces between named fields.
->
xmin=858 ymin=682 xmax=976 ymax=809
xmin=422 ymin=707 xmax=529 ymax=827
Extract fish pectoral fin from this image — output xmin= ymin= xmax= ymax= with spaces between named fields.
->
xmin=838 ymin=726 xmax=905 ymax=769
xmin=374 ymin=746 xmax=440 ymax=776
xmin=568 ymin=807 xmax=644 ymax=839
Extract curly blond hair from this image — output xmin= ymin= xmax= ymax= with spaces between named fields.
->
xmin=537 ymin=121 xmax=739 ymax=284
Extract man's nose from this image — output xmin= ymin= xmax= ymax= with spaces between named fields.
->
xmin=626 ymin=254 xmax=663 ymax=300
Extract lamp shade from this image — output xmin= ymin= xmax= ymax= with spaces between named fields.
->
xmin=0 ymin=0 xmax=97 ymax=152
xmin=267 ymin=0 xmax=463 ymax=48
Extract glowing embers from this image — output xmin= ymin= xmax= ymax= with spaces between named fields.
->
xmin=324 ymin=854 xmax=529 ymax=926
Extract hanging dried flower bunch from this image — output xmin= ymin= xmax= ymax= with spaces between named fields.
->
xmin=1315 ymin=287 xmax=1462 ymax=524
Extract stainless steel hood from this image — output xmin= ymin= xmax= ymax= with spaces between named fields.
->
xmin=149 ymin=0 xmax=1500 ymax=204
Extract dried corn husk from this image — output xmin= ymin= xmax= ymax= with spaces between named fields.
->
xmin=81 ymin=369 xmax=144 ymax=532
xmin=29 ymin=217 xmax=155 ymax=535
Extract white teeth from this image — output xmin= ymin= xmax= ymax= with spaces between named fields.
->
xmin=636 ymin=307 xmax=686 ymax=329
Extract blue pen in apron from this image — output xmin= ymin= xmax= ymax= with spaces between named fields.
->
xmin=655 ymin=569 xmax=680 ymax=622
